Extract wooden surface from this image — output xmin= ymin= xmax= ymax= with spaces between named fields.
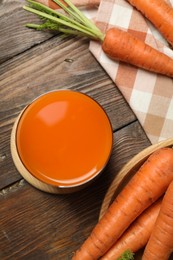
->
xmin=0 ymin=1 xmax=152 ymax=259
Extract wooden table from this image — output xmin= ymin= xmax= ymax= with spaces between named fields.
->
xmin=0 ymin=1 xmax=151 ymax=259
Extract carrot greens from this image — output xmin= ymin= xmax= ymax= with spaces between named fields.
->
xmin=23 ymin=0 xmax=104 ymax=41
xmin=117 ymin=250 xmax=135 ymax=260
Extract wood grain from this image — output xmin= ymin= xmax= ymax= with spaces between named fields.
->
xmin=0 ymin=0 xmax=54 ymax=64
xmin=0 ymin=34 xmax=137 ymax=189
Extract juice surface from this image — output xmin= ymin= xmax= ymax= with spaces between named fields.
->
xmin=16 ymin=90 xmax=113 ymax=186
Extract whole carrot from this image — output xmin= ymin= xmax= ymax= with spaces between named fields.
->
xmin=102 ymin=28 xmax=173 ymax=77
xmin=142 ymin=180 xmax=173 ymax=260
xmin=101 ymin=199 xmax=162 ymax=260
xmin=72 ymin=148 xmax=173 ymax=259
xmin=127 ymin=0 xmax=173 ymax=46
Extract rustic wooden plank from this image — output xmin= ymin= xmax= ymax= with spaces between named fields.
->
xmin=0 ymin=36 xmax=134 ymax=126
xmin=0 ymin=0 xmax=55 ymax=64
xmin=0 ymin=121 xmax=150 ymax=260
xmin=0 ymin=34 xmax=137 ymax=189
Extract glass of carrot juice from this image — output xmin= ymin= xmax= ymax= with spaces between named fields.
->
xmin=11 ymin=90 xmax=113 ymax=193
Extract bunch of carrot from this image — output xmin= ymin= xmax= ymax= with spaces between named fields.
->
xmin=23 ymin=0 xmax=173 ymax=77
xmin=72 ymin=147 xmax=173 ymax=259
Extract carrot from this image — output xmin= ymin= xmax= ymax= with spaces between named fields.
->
xmin=72 ymin=148 xmax=173 ymax=259
xmin=127 ymin=0 xmax=173 ymax=47
xmin=102 ymin=27 xmax=173 ymax=77
xmin=23 ymin=0 xmax=173 ymax=77
xmin=101 ymin=199 xmax=162 ymax=260
xmin=142 ymin=180 xmax=173 ymax=260
xmin=40 ymin=0 xmax=100 ymax=10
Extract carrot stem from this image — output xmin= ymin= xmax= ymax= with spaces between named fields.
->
xmin=60 ymin=0 xmax=100 ymax=32
xmin=23 ymin=0 xmax=104 ymax=41
xmin=117 ymin=249 xmax=134 ymax=260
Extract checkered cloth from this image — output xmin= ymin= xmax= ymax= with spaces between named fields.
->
xmin=35 ymin=0 xmax=173 ymax=144
xmin=90 ymin=0 xmax=173 ymax=144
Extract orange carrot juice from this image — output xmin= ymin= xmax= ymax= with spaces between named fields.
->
xmin=16 ymin=90 xmax=113 ymax=187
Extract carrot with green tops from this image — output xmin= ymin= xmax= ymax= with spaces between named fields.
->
xmin=23 ymin=0 xmax=173 ymax=77
xmin=72 ymin=148 xmax=173 ymax=259
xmin=142 ymin=180 xmax=173 ymax=260
xmin=101 ymin=199 xmax=162 ymax=260
xmin=127 ymin=0 xmax=173 ymax=47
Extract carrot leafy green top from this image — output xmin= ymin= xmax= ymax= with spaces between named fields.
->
xmin=117 ymin=249 xmax=135 ymax=260
xmin=23 ymin=0 xmax=104 ymax=41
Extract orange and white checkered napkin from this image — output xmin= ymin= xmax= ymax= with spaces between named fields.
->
xmin=90 ymin=0 xmax=173 ymax=144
